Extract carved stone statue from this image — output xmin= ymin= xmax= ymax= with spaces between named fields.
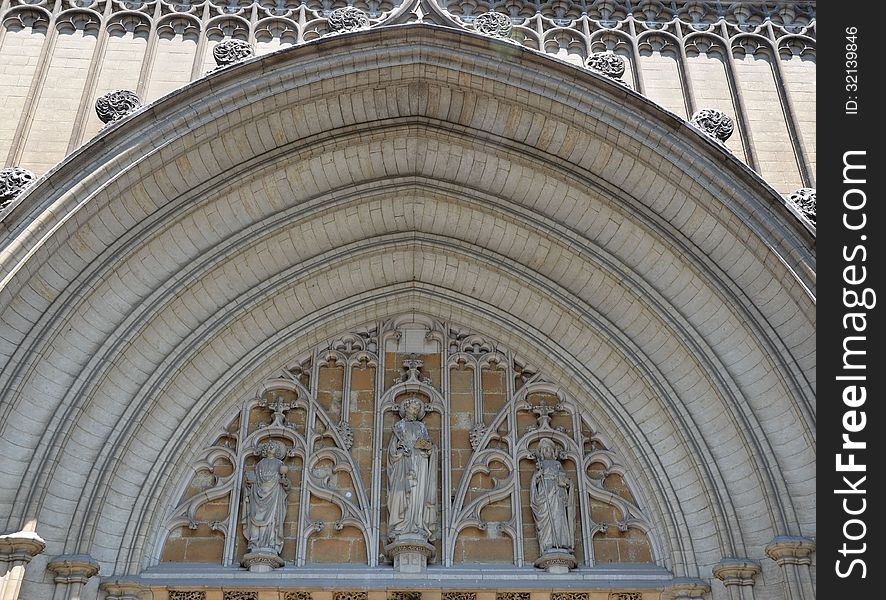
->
xmin=242 ymin=439 xmax=290 ymax=571
xmin=530 ymin=438 xmax=576 ymax=572
xmin=385 ymin=396 xmax=438 ymax=572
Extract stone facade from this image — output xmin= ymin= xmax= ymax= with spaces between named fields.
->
xmin=0 ymin=2 xmax=814 ymax=599
xmin=0 ymin=1 xmax=814 ymax=197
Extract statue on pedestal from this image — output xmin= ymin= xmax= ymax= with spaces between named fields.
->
xmin=530 ymin=438 xmax=576 ymax=573
xmin=242 ymin=439 xmax=290 ymax=571
xmin=385 ymin=396 xmax=438 ymax=572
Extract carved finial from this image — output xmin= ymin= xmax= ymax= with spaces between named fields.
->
xmin=400 ymin=353 xmax=432 ymax=384
xmin=258 ymin=392 xmax=294 ymax=428
xmin=328 ymin=7 xmax=369 ymax=33
xmin=0 ymin=167 xmax=36 ymax=209
xmin=524 ymin=399 xmax=566 ymax=432
xmin=786 ymin=188 xmax=815 ymax=225
xmin=690 ymin=109 xmax=734 ymax=142
xmin=474 ymin=12 xmax=512 ymax=38
xmin=213 ymin=39 xmax=254 ymax=68
xmin=95 ymin=90 xmax=141 ymax=124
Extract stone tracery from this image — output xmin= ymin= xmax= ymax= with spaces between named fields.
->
xmin=159 ymin=316 xmax=656 ymax=569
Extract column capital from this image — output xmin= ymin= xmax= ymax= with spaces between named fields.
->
xmin=100 ymin=576 xmax=147 ymax=599
xmin=664 ymin=577 xmax=711 ymax=599
xmin=765 ymin=535 xmax=816 ymax=566
xmin=0 ymin=531 xmax=46 ymax=563
xmin=47 ymin=554 xmax=100 ymax=585
xmin=713 ymin=558 xmax=762 ymax=587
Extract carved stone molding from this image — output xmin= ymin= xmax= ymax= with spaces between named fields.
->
xmin=168 ymin=592 xmax=206 ymax=600
xmin=552 ymin=593 xmax=589 ymax=600
xmin=100 ymin=576 xmax=148 ymax=600
xmin=213 ymin=40 xmax=255 ymax=68
xmin=46 ymin=554 xmax=100 ymax=585
xmin=690 ymin=109 xmax=735 ymax=143
xmin=765 ymin=535 xmax=816 ymax=566
xmin=223 ymin=593 xmax=258 ymax=600
xmin=285 ymin=592 xmax=312 ymax=600
xmin=241 ymin=551 xmax=285 ymax=572
xmin=663 ymin=577 xmax=710 ymax=599
xmin=586 ymin=51 xmax=626 ymax=80
xmin=328 ymin=7 xmax=369 ymax=34
xmin=390 ymin=593 xmax=422 ymax=600
xmin=0 ymin=167 xmax=36 ymax=209
xmin=473 ymin=12 xmax=512 ymax=39
xmin=713 ymin=558 xmax=762 ymax=587
xmin=384 ymin=538 xmax=435 ymax=573
xmin=608 ymin=594 xmax=642 ymax=600
xmin=95 ymin=90 xmax=141 ymax=124
xmin=786 ymin=188 xmax=816 ymax=225
xmin=443 ymin=594 xmax=476 ymax=600
xmin=496 ymin=594 xmax=530 ymax=600
xmin=334 ymin=593 xmax=368 ymax=600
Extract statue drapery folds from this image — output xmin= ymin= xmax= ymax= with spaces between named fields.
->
xmin=386 ymin=396 xmax=438 ymax=543
xmin=243 ymin=439 xmax=291 ymax=556
xmin=529 ymin=438 xmax=575 ymax=554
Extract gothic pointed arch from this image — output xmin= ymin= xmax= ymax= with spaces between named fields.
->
xmin=0 ymin=17 xmax=814 ymax=600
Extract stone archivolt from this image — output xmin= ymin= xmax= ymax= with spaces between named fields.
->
xmin=159 ymin=316 xmax=655 ymax=569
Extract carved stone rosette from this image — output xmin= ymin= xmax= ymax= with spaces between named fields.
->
xmin=474 ymin=12 xmax=512 ymax=39
xmin=95 ymin=90 xmax=141 ymax=124
xmin=787 ymin=188 xmax=815 ymax=225
xmin=213 ymin=39 xmax=254 ymax=68
xmin=586 ymin=51 xmax=626 ymax=80
xmin=0 ymin=167 xmax=36 ymax=208
xmin=690 ymin=109 xmax=734 ymax=143
xmin=328 ymin=7 xmax=369 ymax=34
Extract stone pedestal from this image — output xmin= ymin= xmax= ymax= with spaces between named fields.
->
xmin=100 ymin=576 xmax=147 ymax=600
xmin=766 ymin=536 xmax=815 ymax=600
xmin=47 ymin=554 xmax=100 ymax=600
xmin=533 ymin=550 xmax=576 ymax=574
xmin=0 ymin=532 xmax=45 ymax=600
xmin=384 ymin=537 xmax=435 ymax=574
xmin=241 ymin=552 xmax=285 ymax=573
xmin=713 ymin=558 xmax=761 ymax=600
xmin=664 ymin=577 xmax=711 ymax=599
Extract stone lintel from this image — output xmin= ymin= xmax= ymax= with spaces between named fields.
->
xmin=765 ymin=536 xmax=816 ymax=566
xmin=47 ymin=554 xmax=101 ymax=584
xmin=0 ymin=531 xmax=46 ymax=563
xmin=712 ymin=558 xmax=761 ymax=587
